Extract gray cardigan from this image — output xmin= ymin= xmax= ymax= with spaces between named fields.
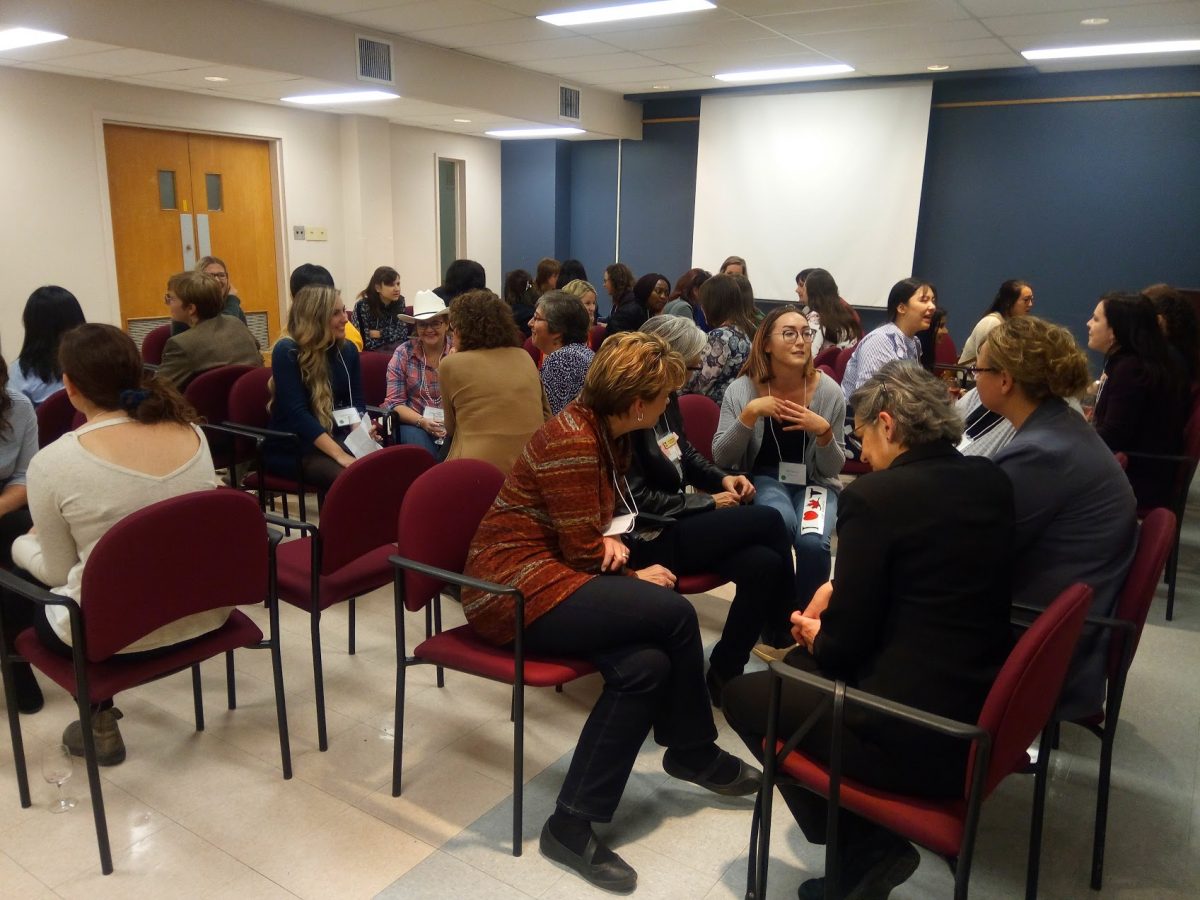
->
xmin=713 ymin=374 xmax=846 ymax=491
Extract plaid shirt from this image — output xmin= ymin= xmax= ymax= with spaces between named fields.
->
xmin=384 ymin=336 xmax=452 ymax=413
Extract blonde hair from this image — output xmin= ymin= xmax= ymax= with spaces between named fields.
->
xmin=272 ymin=285 xmax=341 ymax=430
xmin=579 ymin=331 xmax=686 ymax=417
xmin=983 ymin=315 xmax=1091 ymax=402
xmin=561 ymin=279 xmax=597 ymax=299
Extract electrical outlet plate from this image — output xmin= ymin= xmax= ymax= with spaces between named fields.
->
xmin=292 ymin=225 xmax=306 ymax=240
xmin=306 ymin=226 xmax=328 ymax=242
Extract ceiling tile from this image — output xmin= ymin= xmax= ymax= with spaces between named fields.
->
xmin=803 ymin=20 xmax=997 ymax=55
xmin=582 ymin=17 xmax=776 ymax=51
xmin=468 ymin=35 xmax=621 ymax=62
xmin=643 ymin=36 xmax=808 ymax=64
xmin=834 ymin=36 xmax=1013 ymax=62
xmin=129 ymin=64 xmax=306 ymax=88
xmin=961 ymin=0 xmax=1167 ymax=15
xmin=1010 ymin=21 xmax=1200 ymax=51
xmin=0 ymin=38 xmax=121 ymax=62
xmin=758 ymin=0 xmax=973 ymax=37
xmin=567 ymin=64 xmax=697 ymax=84
xmin=985 ymin=3 xmax=1200 ymax=39
xmin=260 ymin=0 xmax=426 ymax=14
xmin=387 ymin=16 xmax=564 ymax=47
xmin=338 ymin=1 xmax=518 ymax=34
xmin=522 ymin=51 xmax=654 ymax=73
xmin=35 ymin=48 xmax=212 ymax=76
xmin=856 ymin=51 xmax=1028 ymax=75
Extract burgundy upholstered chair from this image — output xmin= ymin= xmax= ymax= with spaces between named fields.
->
xmin=812 ymin=346 xmax=840 ymax=371
xmin=0 ymin=490 xmax=291 ymax=876
xmin=748 ymin=583 xmax=1093 ymax=900
xmin=389 ymin=459 xmax=596 ymax=855
xmin=35 ymin=389 xmax=76 ymax=448
xmin=139 ymin=323 xmax=172 ymax=366
xmin=677 ymin=392 xmax=720 ymax=464
xmin=184 ymin=364 xmax=257 ymax=475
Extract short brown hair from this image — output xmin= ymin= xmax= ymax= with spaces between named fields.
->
xmin=579 ymin=331 xmax=685 ymax=417
xmin=535 ymin=257 xmax=561 ymax=293
xmin=168 ymin=271 xmax=222 ymax=320
xmin=983 ymin=315 xmax=1091 ymax=403
xmin=449 ymin=289 xmax=521 ymax=351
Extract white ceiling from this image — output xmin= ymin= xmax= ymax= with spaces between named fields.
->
xmin=1 ymin=1 xmax=1198 ymax=136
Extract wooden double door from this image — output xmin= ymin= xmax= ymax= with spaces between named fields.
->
xmin=104 ymin=124 xmax=280 ymax=340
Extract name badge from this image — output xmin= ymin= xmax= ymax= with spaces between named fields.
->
xmin=604 ymin=513 xmax=636 ymax=536
xmin=778 ymin=461 xmax=807 ymax=484
xmin=657 ymin=431 xmax=682 ymax=463
xmin=422 ymin=406 xmax=445 ymax=424
xmin=333 ymin=406 xmax=359 ymax=428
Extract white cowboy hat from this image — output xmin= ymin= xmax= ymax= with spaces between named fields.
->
xmin=398 ymin=289 xmax=449 ymax=323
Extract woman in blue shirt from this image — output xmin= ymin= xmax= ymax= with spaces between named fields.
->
xmin=9 ymin=286 xmax=86 ymax=405
xmin=268 ymin=285 xmax=369 ymax=490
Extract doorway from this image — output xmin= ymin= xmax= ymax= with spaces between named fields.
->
xmin=103 ymin=123 xmax=280 ymax=347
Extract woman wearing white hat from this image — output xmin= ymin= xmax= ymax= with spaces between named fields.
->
xmin=384 ymin=290 xmax=453 ymax=457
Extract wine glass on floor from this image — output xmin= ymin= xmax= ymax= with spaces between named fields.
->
xmin=42 ymin=743 xmax=77 ymax=813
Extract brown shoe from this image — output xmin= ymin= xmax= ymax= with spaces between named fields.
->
xmin=752 ymin=642 xmax=799 ymax=664
xmin=63 ymin=708 xmax=126 ymax=766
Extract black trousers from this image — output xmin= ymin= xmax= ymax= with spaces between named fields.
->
xmin=523 ymin=575 xmax=718 ymax=822
xmin=0 ymin=507 xmax=33 ymax=570
xmin=627 ymin=504 xmax=795 ymax=680
xmin=722 ymin=653 xmax=966 ymax=847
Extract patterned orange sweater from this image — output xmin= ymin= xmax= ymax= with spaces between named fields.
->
xmin=462 ymin=402 xmax=633 ymax=645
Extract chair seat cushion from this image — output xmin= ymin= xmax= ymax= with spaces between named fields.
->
xmin=15 ymin=611 xmax=263 ymax=705
xmin=275 ymin=539 xmax=397 ymax=611
xmin=776 ymin=745 xmax=967 ymax=859
xmin=676 ymin=572 xmax=728 ymax=595
xmin=243 ymin=471 xmax=307 ymax=494
xmin=415 ymin=624 xmax=596 ymax=687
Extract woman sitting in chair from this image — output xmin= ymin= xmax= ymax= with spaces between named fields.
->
xmin=464 ymin=332 xmax=761 ymax=894
xmin=723 ymin=361 xmax=1014 ymax=900
xmin=3 ymin=324 xmax=224 ymax=765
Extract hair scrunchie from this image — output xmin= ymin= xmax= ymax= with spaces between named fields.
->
xmin=119 ymin=388 xmax=150 ymax=410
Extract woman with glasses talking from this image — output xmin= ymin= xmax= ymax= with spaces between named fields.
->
xmin=713 ymin=305 xmax=846 ymax=608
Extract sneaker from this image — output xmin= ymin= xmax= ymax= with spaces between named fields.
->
xmin=63 ymin=707 xmax=126 ymax=766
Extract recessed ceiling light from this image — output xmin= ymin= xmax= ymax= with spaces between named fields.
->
xmin=714 ymin=63 xmax=854 ymax=83
xmin=1081 ymin=18 xmax=1110 ymax=26
xmin=926 ymin=64 xmax=950 ymax=71
xmin=204 ymin=75 xmax=229 ymax=83
xmin=486 ymin=126 xmax=586 ymax=138
xmin=453 ymin=118 xmax=472 ymax=123
xmin=0 ymin=27 xmax=68 ymax=52
xmin=1023 ymin=39 xmax=1200 ymax=61
xmin=539 ymin=1 xmax=714 ymax=28
xmin=652 ymin=83 xmax=670 ymax=90
xmin=282 ymin=90 xmax=400 ymax=104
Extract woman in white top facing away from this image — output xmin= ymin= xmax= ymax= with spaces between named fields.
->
xmin=957 ymin=278 xmax=1034 ymax=366
xmin=5 ymin=323 xmax=222 ymax=765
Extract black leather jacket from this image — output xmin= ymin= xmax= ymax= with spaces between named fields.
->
xmin=627 ymin=393 xmax=728 ymax=518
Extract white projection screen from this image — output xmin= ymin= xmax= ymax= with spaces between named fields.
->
xmin=692 ymin=82 xmax=933 ymax=308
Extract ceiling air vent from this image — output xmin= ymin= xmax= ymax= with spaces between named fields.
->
xmin=357 ymin=36 xmax=394 ymax=85
xmin=559 ymin=84 xmax=581 ymax=121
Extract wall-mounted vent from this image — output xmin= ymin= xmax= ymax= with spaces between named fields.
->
xmin=357 ymin=36 xmax=394 ymax=85
xmin=559 ymin=84 xmax=581 ymax=121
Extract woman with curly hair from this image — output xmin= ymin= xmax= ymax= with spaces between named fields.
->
xmin=267 ymin=285 xmax=369 ymax=490
xmin=603 ymin=262 xmax=643 ymax=336
xmin=440 ymin=289 xmax=550 ymax=472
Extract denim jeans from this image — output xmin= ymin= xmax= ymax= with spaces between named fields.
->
xmin=396 ymin=423 xmax=447 ymax=459
xmin=523 ymin=576 xmax=718 ymax=822
xmin=751 ymin=474 xmax=839 ymax=608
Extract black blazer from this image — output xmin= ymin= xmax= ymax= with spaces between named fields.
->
xmin=605 ymin=292 xmax=647 ymax=337
xmin=815 ymin=440 xmax=1015 ymax=740
xmin=627 ymin=394 xmax=727 ymax=519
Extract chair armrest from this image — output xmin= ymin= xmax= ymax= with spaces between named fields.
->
xmin=1119 ymin=450 xmax=1190 ymax=464
xmin=768 ymin=660 xmax=985 ymax=743
xmin=264 ymin=513 xmax=314 ymax=537
xmin=388 ymin=554 xmax=525 ymax=603
xmin=0 ymin=569 xmax=75 ymax=610
xmin=1010 ymin=602 xmax=1133 ymax=635
xmin=201 ymin=421 xmax=264 ymax=445
xmin=219 ymin=421 xmax=304 ymax=445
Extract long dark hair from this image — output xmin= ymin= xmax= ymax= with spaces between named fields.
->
xmin=987 ymin=279 xmax=1029 ymax=317
xmin=360 ymin=266 xmax=400 ymax=319
xmin=441 ymin=259 xmax=487 ymax=300
xmin=60 ymin=324 xmax=197 ymax=425
xmin=699 ymin=274 xmax=756 ymax=337
xmin=1145 ymin=283 xmax=1200 ymax=382
xmin=17 ymin=285 xmax=86 ymax=384
xmin=503 ymin=269 xmax=532 ymax=308
xmin=1101 ymin=292 xmax=1184 ymax=394
xmin=0 ymin=354 xmax=12 ymax=434
xmin=804 ymin=268 xmax=861 ymax=344
xmin=886 ymin=277 xmax=929 ymax=323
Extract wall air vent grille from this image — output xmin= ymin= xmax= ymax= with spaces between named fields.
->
xmin=357 ymin=36 xmax=394 ymax=85
xmin=559 ymin=84 xmax=581 ymax=121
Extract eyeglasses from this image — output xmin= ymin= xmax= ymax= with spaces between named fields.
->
xmin=163 ymin=293 xmax=180 ymax=305
xmin=966 ymin=366 xmax=1000 ymax=376
xmin=771 ymin=327 xmax=816 ymax=343
xmin=415 ymin=319 xmax=446 ymax=330
xmin=531 ymin=313 xmax=548 ymax=323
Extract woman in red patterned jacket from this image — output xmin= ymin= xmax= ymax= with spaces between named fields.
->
xmin=463 ymin=331 xmax=761 ymax=893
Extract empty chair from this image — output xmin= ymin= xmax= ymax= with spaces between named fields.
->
xmin=677 ymin=392 xmax=720 ymax=464
xmin=184 ymin=364 xmax=257 ymax=476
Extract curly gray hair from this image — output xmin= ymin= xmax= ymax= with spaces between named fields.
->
xmin=850 ymin=360 xmax=963 ymax=446
xmin=640 ymin=314 xmax=706 ymax=364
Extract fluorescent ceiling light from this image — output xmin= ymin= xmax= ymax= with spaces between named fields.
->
xmin=539 ymin=1 xmax=714 ymax=28
xmin=1023 ymin=39 xmax=1200 ymax=61
xmin=282 ymin=90 xmax=399 ymax=104
xmin=714 ymin=64 xmax=854 ymax=83
xmin=486 ymin=126 xmax=585 ymax=138
xmin=0 ymin=27 xmax=68 ymax=52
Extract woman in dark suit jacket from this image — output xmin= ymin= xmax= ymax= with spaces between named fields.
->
xmin=723 ymin=360 xmax=1015 ymax=900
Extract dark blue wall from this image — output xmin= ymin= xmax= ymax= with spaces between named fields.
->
xmin=567 ymin=140 xmax=619 ymax=315
xmin=500 ymin=141 xmax=557 ymax=283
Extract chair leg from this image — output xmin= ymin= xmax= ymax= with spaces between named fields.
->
xmin=191 ymin=664 xmax=205 ymax=731
xmin=392 ymin=662 xmax=406 ymax=797
xmin=0 ymin=652 xmax=31 ymax=808
xmin=1026 ymin=724 xmax=1054 ymax=900
xmin=555 ymin=684 xmax=563 ymax=693
xmin=267 ymin=605 xmax=292 ymax=779
xmin=310 ymin=612 xmax=328 ymax=751
xmin=512 ymin=678 xmax=524 ymax=857
xmin=77 ymin=696 xmax=113 ymax=874
xmin=226 ymin=651 xmax=237 ymax=710
xmin=1091 ymin=723 xmax=1116 ymax=890
xmin=1165 ymin=533 xmax=1180 ymax=621
xmin=348 ymin=598 xmax=356 ymax=655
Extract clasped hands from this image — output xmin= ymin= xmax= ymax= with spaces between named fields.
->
xmin=790 ymin=580 xmax=833 ymax=652
xmin=746 ymin=396 xmax=830 ymax=437
xmin=599 ymin=536 xmax=676 ymax=587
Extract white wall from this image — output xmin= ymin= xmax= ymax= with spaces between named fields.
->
xmin=0 ymin=66 xmax=503 ymax=358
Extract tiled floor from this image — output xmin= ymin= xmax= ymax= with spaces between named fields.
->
xmin=2 ymin=493 xmax=1200 ymax=899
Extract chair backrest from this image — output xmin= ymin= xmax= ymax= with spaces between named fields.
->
xmin=184 ymin=365 xmax=257 ymax=424
xmin=317 ymin=445 xmax=436 ymax=573
xmin=833 ymin=345 xmax=856 ymax=382
xmin=396 ymin=459 xmax=505 ymax=612
xmin=678 ymin=393 xmax=721 ymax=463
xmin=227 ymin=366 xmax=274 ymax=429
xmin=523 ymin=336 xmax=543 ymax=368
xmin=588 ymin=323 xmax=607 ymax=352
xmin=140 ymin=323 xmax=172 ymax=366
xmin=812 ymin=346 xmax=840 ymax=371
xmin=358 ymin=350 xmax=390 ymax=408
xmin=1109 ymin=508 xmax=1175 ymax=678
xmin=80 ymin=490 xmax=267 ymax=661
xmin=1167 ymin=396 xmax=1200 ymax=509
xmin=36 ymin=389 xmax=76 ymax=448
xmin=817 ymin=364 xmax=837 ymax=381
xmin=974 ymin=582 xmax=1092 ymax=796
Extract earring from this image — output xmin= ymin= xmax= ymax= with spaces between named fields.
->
xmin=636 ymin=410 xmax=644 ymax=422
